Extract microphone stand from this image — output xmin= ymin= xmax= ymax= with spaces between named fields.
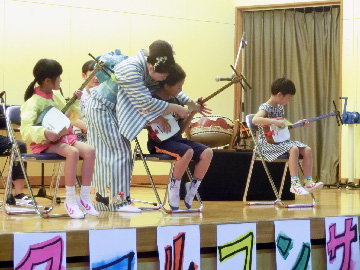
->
xmin=229 ymin=32 xmax=253 ymax=149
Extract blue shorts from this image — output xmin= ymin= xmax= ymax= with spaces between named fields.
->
xmin=147 ymin=135 xmax=208 ymax=162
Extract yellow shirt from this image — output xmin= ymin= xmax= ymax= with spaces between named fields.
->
xmin=20 ymin=89 xmax=81 ymax=144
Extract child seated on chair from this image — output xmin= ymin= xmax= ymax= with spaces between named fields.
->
xmin=252 ymin=77 xmax=323 ymax=195
xmin=147 ymin=64 xmax=213 ymax=210
xmin=20 ymin=59 xmax=99 ymax=219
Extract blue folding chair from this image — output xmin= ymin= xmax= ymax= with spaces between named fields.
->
xmin=243 ymin=114 xmax=316 ymax=208
xmin=131 ymin=137 xmax=203 ymax=213
xmin=3 ymin=105 xmax=69 ymax=217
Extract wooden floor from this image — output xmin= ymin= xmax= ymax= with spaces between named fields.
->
xmin=0 ymin=185 xmax=360 ymax=267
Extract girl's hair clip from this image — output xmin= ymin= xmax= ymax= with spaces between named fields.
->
xmin=153 ymin=56 xmax=167 ymax=71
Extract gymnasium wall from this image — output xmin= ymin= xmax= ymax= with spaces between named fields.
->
xmin=0 ymin=0 xmax=235 ymax=177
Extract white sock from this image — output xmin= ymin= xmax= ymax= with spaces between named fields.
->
xmin=80 ymin=185 xmax=91 ymax=201
xmin=169 ymin=177 xmax=181 ymax=210
xmin=65 ymin=186 xmax=77 ymax=205
xmin=185 ymin=178 xmax=201 ymax=209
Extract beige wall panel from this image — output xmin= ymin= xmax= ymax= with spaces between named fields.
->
xmin=187 ymin=0 xmax=235 ymax=24
xmin=341 ymin=20 xmax=355 ymax=106
xmin=73 ymin=0 xmax=187 ymax=18
xmin=340 ymin=126 xmax=349 ymax=177
xmin=343 ymin=0 xmax=354 ymax=20
xmin=295 ymin=0 xmax=335 ymax=3
xmin=354 ymin=19 xmax=359 ymax=111
xmin=354 ymin=19 xmax=360 ymax=178
xmin=13 ymin=0 xmax=71 ymax=5
xmin=132 ymin=0 xmax=186 ymax=18
xmin=4 ymin=1 xmax=70 ymax=105
xmin=184 ymin=20 xmax=235 ymax=119
xmin=236 ymin=0 xmax=339 ymax=7
xmin=340 ymin=20 xmax=354 ymax=178
xmin=0 ymin=0 xmax=4 ymax=90
xmin=130 ymin=14 xmax=187 ymax=57
xmin=357 ymin=20 xmax=360 ymax=109
xmin=235 ymin=0 xmax=265 ymax=8
xmin=68 ymin=8 xmax=131 ymax=96
xmin=71 ymin=0 xmax=133 ymax=13
xmin=356 ymin=0 xmax=360 ymax=19
xmin=355 ymin=124 xmax=360 ymax=178
xmin=265 ymin=0 xmax=295 ymax=5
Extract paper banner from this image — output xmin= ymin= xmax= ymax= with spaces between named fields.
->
xmin=275 ymin=219 xmax=312 ymax=270
xmin=14 ymin=232 xmax=66 ymax=270
xmin=89 ymin=228 xmax=137 ymax=270
xmin=325 ymin=216 xmax=359 ymax=270
xmin=217 ymin=223 xmax=256 ymax=270
xmin=157 ymin=225 xmax=200 ymax=270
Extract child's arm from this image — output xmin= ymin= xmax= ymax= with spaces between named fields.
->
xmin=148 ymin=104 xmax=189 ymax=134
xmin=73 ymin=119 xmax=87 ymax=132
xmin=20 ymin=99 xmax=48 ymax=143
xmin=53 ymin=90 xmax=82 ymax=125
xmin=179 ymin=110 xmax=197 ymax=134
xmin=252 ymin=110 xmax=285 ymax=129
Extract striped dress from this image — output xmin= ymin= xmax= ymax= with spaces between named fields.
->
xmin=86 ymin=49 xmax=189 ymax=211
xmin=257 ymin=103 xmax=307 ymax=162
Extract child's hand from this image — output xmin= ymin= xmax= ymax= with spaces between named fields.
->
xmin=296 ymin=119 xmax=309 ymax=127
xmin=73 ymin=90 xmax=82 ymax=100
xmin=196 ymin=97 xmax=212 ymax=116
xmin=273 ymin=119 xmax=285 ymax=129
xmin=150 ymin=116 xmax=171 ymax=133
xmin=44 ymin=130 xmax=61 ymax=142
xmin=176 ymin=106 xmax=190 ymax=119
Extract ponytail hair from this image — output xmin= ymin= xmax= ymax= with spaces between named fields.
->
xmin=25 ymin=59 xmax=63 ymax=101
xmin=147 ymin=40 xmax=175 ymax=73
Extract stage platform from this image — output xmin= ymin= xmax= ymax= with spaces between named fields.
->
xmin=0 ymin=186 xmax=359 ymax=269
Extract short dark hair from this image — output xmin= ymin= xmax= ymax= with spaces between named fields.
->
xmin=147 ymin=40 xmax=175 ymax=73
xmin=82 ymin=60 xmax=96 ymax=74
xmin=271 ymin=77 xmax=296 ymax=95
xmin=159 ymin=63 xmax=186 ymax=88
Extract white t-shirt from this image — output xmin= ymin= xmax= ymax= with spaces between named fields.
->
xmin=73 ymin=88 xmax=90 ymax=134
xmin=79 ymin=88 xmax=91 ymax=120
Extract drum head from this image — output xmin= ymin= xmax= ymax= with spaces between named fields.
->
xmin=190 ymin=131 xmax=232 ymax=148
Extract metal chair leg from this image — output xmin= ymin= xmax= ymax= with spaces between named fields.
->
xmin=134 ymin=138 xmax=202 ymax=214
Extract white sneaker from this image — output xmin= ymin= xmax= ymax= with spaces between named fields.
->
xmin=185 ymin=180 xmax=201 ymax=209
xmin=115 ymin=204 xmax=142 ymax=213
xmin=14 ymin=193 xmax=34 ymax=206
xmin=168 ymin=180 xmax=180 ymax=210
xmin=64 ymin=201 xmax=85 ymax=219
xmin=184 ymin=182 xmax=194 ymax=209
xmin=304 ymin=181 xmax=324 ymax=193
xmin=77 ymin=196 xmax=99 ymax=217
xmin=290 ymin=180 xmax=309 ymax=196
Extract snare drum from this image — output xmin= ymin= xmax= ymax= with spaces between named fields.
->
xmin=189 ymin=115 xmax=233 ymax=148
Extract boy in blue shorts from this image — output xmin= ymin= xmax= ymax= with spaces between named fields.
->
xmin=147 ymin=64 xmax=213 ymax=210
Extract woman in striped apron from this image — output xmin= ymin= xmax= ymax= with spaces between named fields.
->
xmin=86 ymin=40 xmax=190 ymax=212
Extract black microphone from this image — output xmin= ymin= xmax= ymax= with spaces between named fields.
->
xmin=0 ymin=91 xmax=5 ymax=100
xmin=215 ymin=76 xmax=233 ymax=82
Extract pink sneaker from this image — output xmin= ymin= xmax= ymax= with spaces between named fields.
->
xmin=77 ymin=196 xmax=100 ymax=217
xmin=290 ymin=180 xmax=309 ymax=196
xmin=304 ymin=181 xmax=324 ymax=192
xmin=64 ymin=201 xmax=85 ymax=219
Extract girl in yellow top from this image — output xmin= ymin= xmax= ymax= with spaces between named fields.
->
xmin=21 ymin=59 xmax=98 ymax=219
